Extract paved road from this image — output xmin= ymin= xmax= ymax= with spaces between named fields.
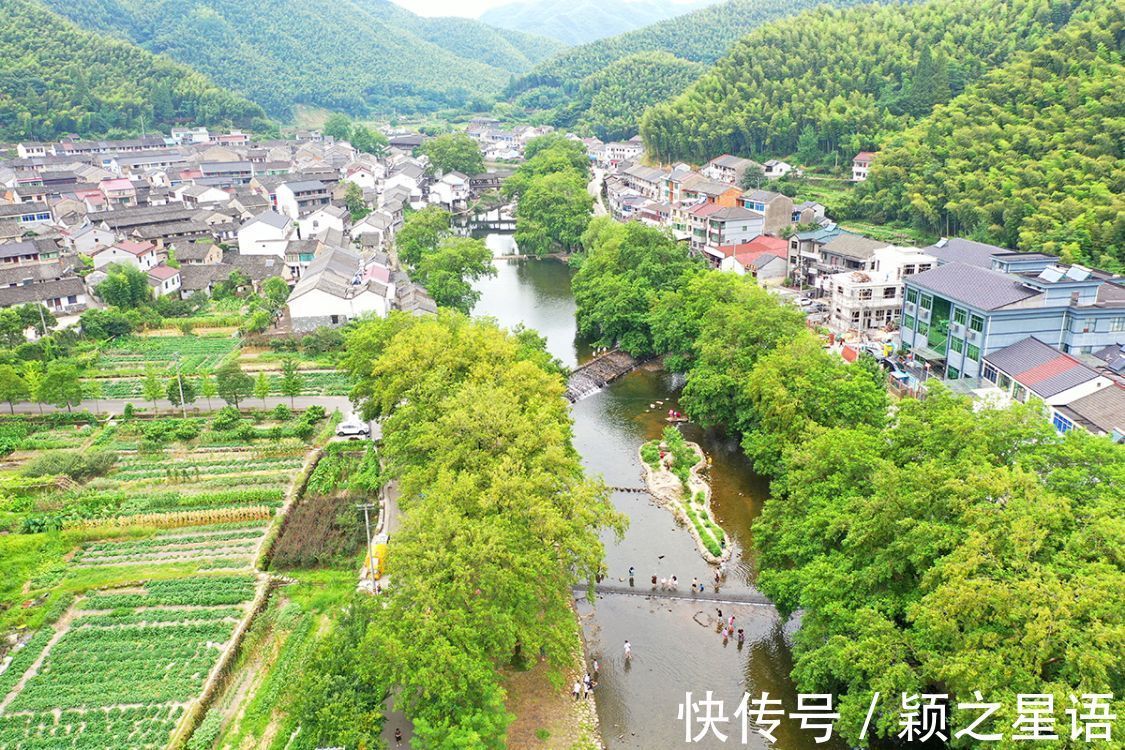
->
xmin=588 ymin=169 xmax=608 ymax=217
xmin=7 ymin=396 xmax=354 ymax=416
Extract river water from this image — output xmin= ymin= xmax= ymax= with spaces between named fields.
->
xmin=472 ymin=237 xmax=840 ymax=750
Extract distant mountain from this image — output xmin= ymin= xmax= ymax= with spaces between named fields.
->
xmin=0 ymin=0 xmax=266 ymax=141
xmin=507 ymin=0 xmax=874 ymax=137
xmin=37 ymin=0 xmax=563 ymax=118
xmin=480 ymin=0 xmax=711 ymax=45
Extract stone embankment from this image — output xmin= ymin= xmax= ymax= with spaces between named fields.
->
xmin=565 ymin=350 xmax=641 ymax=402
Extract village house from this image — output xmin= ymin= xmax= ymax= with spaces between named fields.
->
xmin=0 ymin=277 xmax=86 ymax=314
xmin=98 ymin=178 xmax=138 ymax=209
xmin=91 ymin=240 xmax=159 ymax=271
xmin=275 ymin=179 xmax=330 ymax=220
xmin=689 ymin=204 xmax=764 ymax=261
xmin=0 ymin=238 xmax=60 ymax=265
xmin=172 ymin=240 xmax=224 ymax=266
xmin=286 ymin=246 xmax=394 ymax=331
xmin=428 ymin=171 xmax=470 ymax=211
xmin=702 ymin=155 xmax=762 ymax=186
xmin=825 ymin=245 xmax=935 ymax=333
xmin=762 ymin=160 xmax=794 ymax=179
xmin=741 ymin=189 xmax=795 ymax=235
xmin=852 ymin=151 xmax=877 ymax=182
xmin=238 ymin=211 xmax=296 ymax=258
xmin=147 ymin=264 xmax=182 ymax=298
xmin=717 ymin=235 xmax=789 ymax=285
xmin=16 ymin=143 xmax=50 ymax=159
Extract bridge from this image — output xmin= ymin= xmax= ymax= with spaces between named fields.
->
xmin=565 ymin=349 xmax=643 ymax=402
xmin=576 ymin=583 xmax=776 ymax=608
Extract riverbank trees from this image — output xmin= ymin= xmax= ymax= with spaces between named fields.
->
xmin=571 ymin=225 xmax=1124 ymax=746
xmin=507 ymin=135 xmax=594 ymax=257
xmin=394 ymin=207 xmax=495 ymax=313
xmin=342 ymin=312 xmax=625 ymax=748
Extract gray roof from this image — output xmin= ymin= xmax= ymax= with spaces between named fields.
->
xmin=245 ymin=210 xmax=290 ymax=231
xmin=0 ymin=202 xmax=49 ymax=218
xmin=925 ymin=238 xmax=1008 ymax=268
xmin=288 ymin=246 xmax=367 ymax=302
xmin=984 ymin=337 xmax=1100 ymax=398
xmin=907 ymin=262 xmax=1040 ymax=311
xmin=282 ymin=179 xmax=326 ymax=192
xmin=0 ymin=238 xmax=57 ymax=259
xmin=742 ymin=189 xmax=784 ymax=203
xmin=709 ymin=206 xmax=761 ymax=222
xmin=226 ymin=253 xmax=287 ymax=281
xmin=0 ymin=259 xmax=65 ymax=286
xmin=820 ymin=233 xmax=885 ymax=260
xmin=0 ymin=277 xmax=84 ymax=307
xmin=1057 ymin=386 xmax=1125 ymax=436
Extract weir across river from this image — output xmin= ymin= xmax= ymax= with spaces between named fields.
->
xmin=575 ymin=583 xmax=775 ymax=608
xmin=565 ymin=349 xmax=643 ymax=402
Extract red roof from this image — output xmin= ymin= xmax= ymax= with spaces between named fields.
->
xmin=718 ymin=235 xmax=789 ymax=265
xmin=854 ymin=151 xmax=877 ymax=162
xmin=147 ymin=264 xmax=180 ymax=281
xmin=112 ymin=240 xmax=156 ymax=256
xmin=1018 ymin=355 xmax=1084 ymax=386
xmin=689 ymin=202 xmax=724 ymax=218
xmin=99 ymin=178 xmax=134 ymax=192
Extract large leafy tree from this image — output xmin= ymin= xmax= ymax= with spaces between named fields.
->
xmin=96 ymin=264 xmax=151 ymax=309
xmin=0 ymin=364 xmax=29 ymax=413
xmin=420 ymin=132 xmax=484 ymax=176
xmin=394 ymin=206 xmax=453 ymax=268
xmin=413 ymin=237 xmax=495 ymax=314
xmin=39 ymin=360 xmax=83 ymax=412
xmin=514 ymin=171 xmax=593 ymax=257
xmin=215 ymin=361 xmax=253 ymax=407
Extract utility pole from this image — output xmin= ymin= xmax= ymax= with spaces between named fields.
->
xmin=357 ymin=502 xmax=377 ymax=585
xmin=175 ymin=358 xmax=187 ymax=418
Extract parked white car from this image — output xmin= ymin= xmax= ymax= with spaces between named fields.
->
xmin=336 ymin=418 xmax=371 ymax=438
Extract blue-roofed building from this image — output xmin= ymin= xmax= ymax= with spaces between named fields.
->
xmin=900 ymin=244 xmax=1125 ymax=380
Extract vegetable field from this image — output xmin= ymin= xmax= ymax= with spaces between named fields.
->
xmin=0 ymin=576 xmax=257 ymax=749
xmin=94 ymin=336 xmax=238 ymax=377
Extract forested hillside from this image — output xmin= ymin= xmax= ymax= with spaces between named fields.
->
xmin=851 ymin=1 xmax=1123 ymax=268
xmin=37 ymin=0 xmax=558 ymax=118
xmin=0 ymin=0 xmax=266 ymax=141
xmin=481 ymin=0 xmax=710 ymax=45
xmin=576 ymin=53 xmax=705 ymax=140
xmin=505 ymin=0 xmax=872 ymax=134
xmin=640 ymin=0 xmax=1082 ymax=164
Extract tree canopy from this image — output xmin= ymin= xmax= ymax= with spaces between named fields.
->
xmin=420 ymin=132 xmax=485 ymax=176
xmin=342 ymin=313 xmax=625 ymax=747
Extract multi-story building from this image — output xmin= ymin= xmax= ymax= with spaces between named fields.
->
xmin=900 ymin=251 xmax=1125 ymax=381
xmin=852 ymin=151 xmax=877 ymax=181
xmin=275 ymin=179 xmax=330 ymax=220
xmin=825 ymin=246 xmax=935 ymax=333
xmin=788 ymin=227 xmax=886 ymax=295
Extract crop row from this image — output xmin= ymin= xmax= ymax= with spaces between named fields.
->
xmin=33 ymin=489 xmax=284 ymax=527
xmin=83 ymin=576 xmax=256 ymax=609
xmin=64 ymin=505 xmax=276 ymax=531
xmin=81 ymin=527 xmax=266 ymax=556
xmin=112 ymin=458 xmax=303 ymax=481
xmin=75 ymin=607 xmax=245 ymax=628
xmin=0 ymin=705 xmax=182 ymax=750
xmin=83 ymin=370 xmax=350 ymax=400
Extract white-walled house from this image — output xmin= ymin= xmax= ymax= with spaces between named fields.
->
xmin=147 ymin=264 xmax=182 ymax=298
xmin=299 ymin=205 xmax=348 ymax=238
xmin=238 ymin=211 xmax=296 ymax=258
xmin=825 ymin=245 xmax=935 ymax=332
xmin=91 ymin=240 xmax=159 ymax=271
xmin=286 ymin=247 xmax=394 ymax=332
xmin=69 ymin=223 xmax=116 ymax=256
xmin=428 ymin=171 xmax=470 ymax=210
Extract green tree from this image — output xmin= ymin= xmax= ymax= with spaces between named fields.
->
xmin=15 ymin=304 xmax=56 ymax=338
xmin=166 ymin=374 xmax=197 ymax=409
xmin=40 ymin=360 xmax=83 ymax=413
xmin=323 ymin=113 xmax=353 ymax=142
xmin=215 ymin=361 xmax=253 ymax=407
xmin=254 ymin=371 xmax=271 ymax=407
xmin=413 ymin=237 xmax=495 ymax=313
xmin=350 ymin=124 xmax=388 ymax=156
xmin=21 ymin=362 xmax=44 ymax=414
xmin=279 ymin=357 xmax=304 ymax=408
xmin=200 ymin=372 xmax=218 ymax=411
xmin=261 ymin=276 xmax=291 ymax=315
xmin=344 ymin=182 xmax=370 ymax=221
xmin=97 ymin=264 xmax=152 ymax=309
xmin=83 ymin=378 xmax=105 ymax=414
xmin=0 ymin=364 xmax=29 ymax=413
xmin=395 ymin=206 xmax=453 ymax=268
xmin=514 ymin=171 xmax=592 ymax=256
xmin=420 ymin=132 xmax=484 ymax=176
xmin=141 ymin=368 xmax=164 ymax=413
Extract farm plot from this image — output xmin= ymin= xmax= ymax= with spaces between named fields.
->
xmin=94 ymin=336 xmax=239 ymax=377
xmin=89 ymin=369 xmax=352 ymax=400
xmin=0 ymin=576 xmax=256 ymax=749
xmin=72 ymin=522 xmax=271 ymax=571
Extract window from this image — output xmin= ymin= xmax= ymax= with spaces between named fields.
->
xmin=917 ymin=321 xmax=929 ymax=336
xmin=1013 ymin=384 xmax=1028 ymax=403
xmin=920 ymin=293 xmax=933 ymax=310
xmin=983 ymin=364 xmax=998 ymax=383
xmin=947 ymin=366 xmax=960 ymax=379
xmin=950 ymin=337 xmax=964 ymax=353
xmin=969 ymin=315 xmax=984 ymax=333
xmin=883 ymin=286 xmax=897 ymax=298
xmin=1052 ymin=412 xmax=1074 ymax=433
xmin=1110 ymin=317 xmax=1125 ymax=333
xmin=903 ymin=315 xmax=915 ymax=330
xmin=953 ymin=308 xmax=967 ymax=326
xmin=998 ymin=373 xmax=1012 ymax=391
xmin=906 ymin=288 xmax=918 ymax=305
xmin=859 ymin=289 xmax=873 ymax=300
xmin=966 ymin=344 xmax=980 ymax=361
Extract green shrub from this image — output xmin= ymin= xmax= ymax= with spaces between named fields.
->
xmin=23 ymin=450 xmax=117 ymax=481
xmin=640 ymin=441 xmax=661 ymax=468
xmin=271 ymin=404 xmax=292 ymax=421
xmin=212 ymin=405 xmax=242 ymax=431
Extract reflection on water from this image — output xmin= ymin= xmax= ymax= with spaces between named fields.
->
xmin=471 ymin=240 xmax=839 ymax=750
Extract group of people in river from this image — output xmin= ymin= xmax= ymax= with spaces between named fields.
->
xmin=715 ymin=608 xmax=747 ymax=648
xmin=627 ymin=562 xmax=729 ymax=593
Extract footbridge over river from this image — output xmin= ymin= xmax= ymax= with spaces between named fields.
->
xmin=575 ymin=583 xmax=775 ymax=608
xmin=565 ymin=349 xmax=643 ymax=402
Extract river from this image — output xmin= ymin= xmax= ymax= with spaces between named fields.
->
xmin=472 ymin=237 xmax=840 ymax=750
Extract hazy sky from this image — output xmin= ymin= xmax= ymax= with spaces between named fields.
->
xmin=391 ymin=0 xmax=512 ymax=17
